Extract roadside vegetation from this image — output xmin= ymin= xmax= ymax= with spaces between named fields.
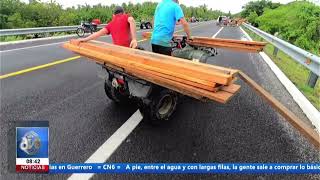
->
xmin=0 ymin=0 xmax=225 ymax=42
xmin=243 ymin=27 xmax=320 ymax=110
xmin=242 ymin=1 xmax=320 ymax=56
xmin=239 ymin=0 xmax=320 ymax=110
xmin=0 ymin=0 xmax=224 ymax=29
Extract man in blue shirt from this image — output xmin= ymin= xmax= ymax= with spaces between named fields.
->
xmin=151 ymin=0 xmax=191 ymax=56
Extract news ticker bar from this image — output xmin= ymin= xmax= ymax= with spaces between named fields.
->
xmin=46 ymin=163 xmax=320 ymax=174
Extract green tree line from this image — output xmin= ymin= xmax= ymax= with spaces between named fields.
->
xmin=0 ymin=0 xmax=225 ymax=29
xmin=239 ymin=0 xmax=320 ymax=56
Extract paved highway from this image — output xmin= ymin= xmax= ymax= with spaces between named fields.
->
xmin=0 ymin=21 xmax=319 ymax=180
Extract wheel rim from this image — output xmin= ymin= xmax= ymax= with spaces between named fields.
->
xmin=77 ymin=28 xmax=85 ymax=37
xmin=158 ymin=95 xmax=173 ymax=116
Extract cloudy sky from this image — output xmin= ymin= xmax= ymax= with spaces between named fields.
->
xmin=22 ymin=0 xmax=319 ymax=13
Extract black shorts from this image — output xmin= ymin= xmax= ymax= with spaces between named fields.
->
xmin=151 ymin=44 xmax=172 ymax=56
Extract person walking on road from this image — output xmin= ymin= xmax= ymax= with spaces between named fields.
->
xmin=151 ymin=0 xmax=191 ymax=56
xmin=74 ymin=6 xmax=138 ymax=49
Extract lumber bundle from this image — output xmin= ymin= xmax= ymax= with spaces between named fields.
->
xmin=188 ymin=37 xmax=267 ymax=53
xmin=142 ymin=32 xmax=267 ymax=52
xmin=63 ymin=40 xmax=241 ymax=103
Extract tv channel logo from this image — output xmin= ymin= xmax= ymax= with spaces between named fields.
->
xmin=16 ymin=127 xmax=49 ymax=173
xmin=16 ymin=127 xmax=48 ymax=158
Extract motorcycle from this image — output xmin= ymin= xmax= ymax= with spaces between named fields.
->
xmin=76 ymin=22 xmax=98 ymax=37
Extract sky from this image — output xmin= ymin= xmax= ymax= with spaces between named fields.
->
xmin=22 ymin=0 xmax=319 ymax=13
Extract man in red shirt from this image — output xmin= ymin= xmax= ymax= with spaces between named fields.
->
xmin=74 ymin=6 xmax=137 ymax=48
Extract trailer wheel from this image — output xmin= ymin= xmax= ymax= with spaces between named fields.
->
xmin=104 ymin=81 xmax=130 ymax=105
xmin=140 ymin=88 xmax=178 ymax=125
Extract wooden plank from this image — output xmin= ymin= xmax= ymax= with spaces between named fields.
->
xmin=69 ymin=41 xmax=236 ymax=85
xmin=89 ymin=40 xmax=230 ymax=75
xmin=64 ymin=43 xmax=220 ymax=91
xmin=143 ymin=33 xmax=266 ymax=46
xmin=133 ymin=65 xmax=221 ymax=92
xmin=142 ymin=33 xmax=266 ymax=52
xmin=65 ymin=42 xmax=236 ymax=102
xmin=221 ymin=84 xmax=241 ymax=94
xmin=189 ymin=41 xmax=264 ymax=53
xmin=63 ymin=41 xmax=240 ymax=103
xmin=190 ymin=41 xmax=263 ymax=50
xmin=238 ymin=71 xmax=320 ymax=149
xmin=65 ymin=43 xmax=219 ymax=91
xmin=131 ymin=65 xmax=218 ymax=91
xmin=192 ymin=37 xmax=267 ymax=46
xmin=89 ymin=40 xmax=239 ymax=77
xmin=130 ymin=68 xmax=235 ymax=103
xmin=83 ymin=42 xmax=234 ymax=85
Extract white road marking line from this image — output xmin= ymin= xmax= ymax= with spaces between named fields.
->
xmin=239 ymin=27 xmax=253 ymax=41
xmin=68 ymin=109 xmax=143 ymax=180
xmin=212 ymin=27 xmax=224 ymax=38
xmin=0 ymin=34 xmax=78 ymax=46
xmin=0 ymin=41 xmax=66 ymax=52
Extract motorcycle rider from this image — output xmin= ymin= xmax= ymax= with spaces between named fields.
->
xmin=74 ymin=6 xmax=137 ymax=49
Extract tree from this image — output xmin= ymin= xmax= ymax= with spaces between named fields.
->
xmin=0 ymin=0 xmax=24 ymax=28
xmin=247 ymin=11 xmax=258 ymax=27
xmin=0 ymin=0 xmax=226 ymax=29
xmin=6 ymin=12 xmax=24 ymax=28
xmin=241 ymin=0 xmax=281 ymax=18
xmin=257 ymin=1 xmax=320 ymax=55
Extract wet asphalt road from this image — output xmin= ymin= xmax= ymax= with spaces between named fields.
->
xmin=0 ymin=21 xmax=319 ymax=180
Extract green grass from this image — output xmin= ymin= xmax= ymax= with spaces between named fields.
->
xmin=242 ymin=26 xmax=320 ymax=110
xmin=0 ymin=35 xmax=25 ymax=42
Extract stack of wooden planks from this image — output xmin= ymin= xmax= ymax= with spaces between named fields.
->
xmin=142 ymin=32 xmax=267 ymax=52
xmin=188 ymin=37 xmax=267 ymax=52
xmin=63 ymin=40 xmax=241 ymax=103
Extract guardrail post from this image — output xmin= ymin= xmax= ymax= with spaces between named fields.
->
xmin=307 ymin=71 xmax=318 ymax=88
xmin=273 ymin=46 xmax=279 ymax=57
xmin=272 ymin=32 xmax=279 ymax=58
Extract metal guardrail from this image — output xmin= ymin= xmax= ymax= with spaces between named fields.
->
xmin=0 ymin=22 xmax=142 ymax=36
xmin=243 ymin=23 xmax=320 ymax=87
xmin=0 ymin=24 xmax=108 ymax=36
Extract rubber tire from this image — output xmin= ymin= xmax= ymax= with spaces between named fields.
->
xmin=76 ymin=27 xmax=85 ymax=37
xmin=104 ymin=81 xmax=130 ymax=105
xmin=89 ymin=27 xmax=93 ymax=34
xmin=92 ymin=25 xmax=97 ymax=32
xmin=140 ymin=24 xmax=144 ymax=29
xmin=146 ymin=23 xmax=152 ymax=29
xmin=140 ymin=88 xmax=178 ymax=125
